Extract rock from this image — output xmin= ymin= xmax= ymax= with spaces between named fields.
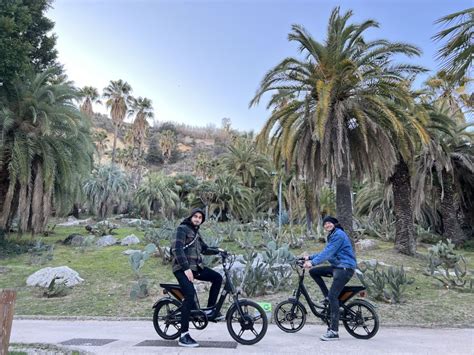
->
xmin=57 ymin=217 xmax=92 ymax=227
xmin=63 ymin=234 xmax=83 ymax=245
xmin=356 ymin=239 xmax=379 ymax=251
xmin=121 ymin=218 xmax=153 ymax=227
xmin=123 ymin=249 xmax=141 ymax=255
xmin=26 ymin=266 xmax=84 ymax=287
xmin=71 ymin=235 xmax=85 ymax=247
xmin=121 ymin=234 xmax=140 ymax=246
xmin=96 ymin=235 xmax=117 ymax=247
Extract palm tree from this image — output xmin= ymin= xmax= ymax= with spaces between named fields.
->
xmin=92 ymin=130 xmax=109 ymax=163
xmin=251 ymin=7 xmax=424 ymax=240
xmin=78 ymin=86 xmax=101 ymax=118
xmin=433 ymin=7 xmax=474 ymax=83
xmin=221 ymin=137 xmax=269 ymax=188
xmin=159 ymin=130 xmax=176 ymax=162
xmin=208 ymin=174 xmax=253 ymax=221
xmin=83 ymin=164 xmax=129 ymax=219
xmin=103 ymin=80 xmax=132 ymax=164
xmin=129 ymin=96 xmax=153 ymax=157
xmin=0 ymin=69 xmax=94 ymax=234
xmin=135 ymin=173 xmax=179 ymax=219
xmin=414 ymin=101 xmax=474 ymax=246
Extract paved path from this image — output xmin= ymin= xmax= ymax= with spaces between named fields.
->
xmin=10 ymin=319 xmax=474 ymax=355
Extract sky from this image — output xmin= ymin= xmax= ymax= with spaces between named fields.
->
xmin=47 ymin=0 xmax=471 ymax=132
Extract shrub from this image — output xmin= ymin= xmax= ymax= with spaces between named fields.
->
xmin=425 ymin=239 xmax=473 ymax=289
xmin=129 ymin=243 xmax=157 ymax=299
xmin=357 ymin=261 xmax=414 ymax=303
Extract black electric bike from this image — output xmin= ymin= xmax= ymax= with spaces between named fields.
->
xmin=274 ymin=259 xmax=379 ymax=339
xmin=153 ymin=251 xmax=268 ymax=345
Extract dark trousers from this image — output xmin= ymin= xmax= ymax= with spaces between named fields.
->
xmin=173 ymin=267 xmax=223 ymax=333
xmin=309 ymin=266 xmax=354 ymax=332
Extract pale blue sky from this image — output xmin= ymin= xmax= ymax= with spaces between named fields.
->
xmin=48 ymin=0 xmax=471 ymax=131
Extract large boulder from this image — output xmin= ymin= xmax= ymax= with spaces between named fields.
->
xmin=96 ymin=235 xmax=117 ymax=247
xmin=355 ymin=239 xmax=379 ymax=251
xmin=57 ymin=216 xmax=92 ymax=227
xmin=26 ymin=266 xmax=84 ymax=287
xmin=121 ymin=234 xmax=140 ymax=246
xmin=63 ymin=233 xmax=83 ymax=245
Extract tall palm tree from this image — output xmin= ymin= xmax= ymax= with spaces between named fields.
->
xmin=0 ymin=69 xmax=94 ymax=234
xmin=103 ymin=79 xmax=132 ymax=164
xmin=433 ymin=7 xmax=474 ymax=83
xmin=129 ymin=96 xmax=153 ymax=157
xmin=414 ymin=105 xmax=474 ymax=246
xmin=78 ymin=86 xmax=101 ymax=118
xmin=251 ymin=7 xmax=424 ymax=240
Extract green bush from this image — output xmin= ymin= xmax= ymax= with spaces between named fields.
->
xmin=425 ymin=239 xmax=473 ymax=290
xmin=357 ymin=261 xmax=414 ymax=303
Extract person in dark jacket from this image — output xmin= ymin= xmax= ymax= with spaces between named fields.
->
xmin=303 ymin=216 xmax=357 ymax=341
xmin=171 ymin=208 xmax=223 ymax=348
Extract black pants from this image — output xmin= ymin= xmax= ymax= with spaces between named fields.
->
xmin=309 ymin=266 xmax=354 ymax=332
xmin=173 ymin=267 xmax=223 ymax=333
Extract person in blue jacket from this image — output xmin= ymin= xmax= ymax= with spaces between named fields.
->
xmin=303 ymin=215 xmax=357 ymax=341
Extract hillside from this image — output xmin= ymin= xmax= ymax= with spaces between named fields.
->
xmin=90 ymin=113 xmax=231 ymax=175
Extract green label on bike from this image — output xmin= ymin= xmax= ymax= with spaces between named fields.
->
xmin=258 ymin=302 xmax=272 ymax=312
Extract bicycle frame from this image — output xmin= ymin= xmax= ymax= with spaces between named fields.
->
xmin=289 ymin=267 xmax=327 ymax=319
xmin=289 ymin=263 xmax=366 ymax=322
xmin=157 ymin=253 xmax=244 ymax=318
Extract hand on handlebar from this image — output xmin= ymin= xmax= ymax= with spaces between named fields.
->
xmin=303 ymin=261 xmax=313 ymax=269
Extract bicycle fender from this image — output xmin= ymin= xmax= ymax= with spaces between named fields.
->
xmin=152 ymin=296 xmax=175 ymax=308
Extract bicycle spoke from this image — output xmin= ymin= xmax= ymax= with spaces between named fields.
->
xmin=238 ymin=328 xmax=244 ymax=337
xmin=363 ymin=325 xmax=371 ymax=334
xmin=251 ymin=327 xmax=259 ymax=337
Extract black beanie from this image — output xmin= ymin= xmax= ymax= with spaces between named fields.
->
xmin=322 ymin=216 xmax=339 ymax=225
xmin=189 ymin=208 xmax=206 ymax=223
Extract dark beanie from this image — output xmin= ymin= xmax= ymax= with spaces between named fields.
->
xmin=189 ymin=208 xmax=206 ymax=223
xmin=322 ymin=216 xmax=339 ymax=225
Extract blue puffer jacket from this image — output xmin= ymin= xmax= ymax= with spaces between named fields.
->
xmin=309 ymin=227 xmax=356 ymax=269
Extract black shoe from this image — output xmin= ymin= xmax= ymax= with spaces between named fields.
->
xmin=178 ymin=333 xmax=199 ymax=347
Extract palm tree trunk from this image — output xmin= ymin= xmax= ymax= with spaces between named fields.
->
xmin=336 ymin=160 xmax=354 ymax=239
xmin=303 ymin=181 xmax=314 ymax=233
xmin=42 ymin=187 xmax=53 ymax=231
xmin=0 ymin=180 xmax=16 ymax=230
xmin=18 ymin=180 xmax=32 ymax=234
xmin=31 ymin=163 xmax=44 ymax=235
xmin=111 ymin=124 xmax=119 ymax=164
xmin=440 ymin=170 xmax=465 ymax=246
xmin=390 ymin=159 xmax=416 ymax=256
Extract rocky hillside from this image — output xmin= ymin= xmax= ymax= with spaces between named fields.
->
xmin=90 ymin=113 xmax=231 ymax=175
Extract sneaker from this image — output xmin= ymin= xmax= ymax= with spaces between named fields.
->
xmin=211 ymin=312 xmax=225 ymax=321
xmin=318 ymin=297 xmax=329 ymax=307
xmin=178 ymin=333 xmax=199 ymax=347
xmin=204 ymin=309 xmax=225 ymax=321
xmin=320 ymin=329 xmax=339 ymax=341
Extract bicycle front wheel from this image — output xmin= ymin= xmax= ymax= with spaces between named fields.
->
xmin=274 ymin=300 xmax=307 ymax=333
xmin=226 ymin=300 xmax=268 ymax=345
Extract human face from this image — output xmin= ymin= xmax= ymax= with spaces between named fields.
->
xmin=323 ymin=221 xmax=335 ymax=232
xmin=191 ymin=213 xmax=203 ymax=226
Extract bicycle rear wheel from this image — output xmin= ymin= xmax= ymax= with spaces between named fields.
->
xmin=153 ymin=298 xmax=181 ymax=340
xmin=342 ymin=300 xmax=379 ymax=339
xmin=226 ymin=300 xmax=268 ymax=345
xmin=274 ymin=300 xmax=306 ymax=333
